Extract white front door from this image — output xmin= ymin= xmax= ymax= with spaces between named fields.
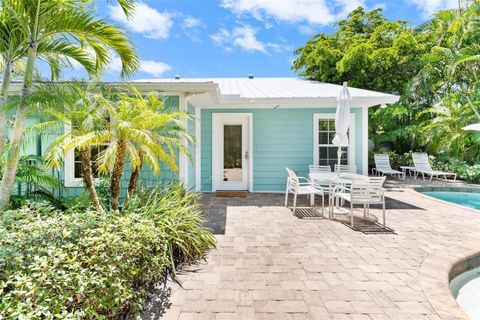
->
xmin=212 ymin=113 xmax=251 ymax=191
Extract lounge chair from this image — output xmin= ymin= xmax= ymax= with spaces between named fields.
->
xmin=372 ymin=154 xmax=405 ymax=180
xmin=285 ymin=167 xmax=325 ymax=215
xmin=334 ymin=164 xmax=357 ymax=173
xmin=412 ymin=153 xmax=457 ymax=181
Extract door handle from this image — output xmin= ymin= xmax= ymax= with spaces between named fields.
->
xmin=245 ymin=151 xmax=249 ymax=160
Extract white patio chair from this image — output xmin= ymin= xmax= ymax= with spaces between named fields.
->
xmin=373 ymin=154 xmax=405 ymax=180
xmin=309 ymin=165 xmax=332 ymax=173
xmin=331 ymin=176 xmax=387 ymax=228
xmin=412 ymin=153 xmax=457 ymax=181
xmin=334 ymin=164 xmax=357 ymax=174
xmin=285 ymin=167 xmax=325 ymax=215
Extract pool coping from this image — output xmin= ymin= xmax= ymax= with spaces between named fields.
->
xmin=420 ymin=242 xmax=480 ymax=320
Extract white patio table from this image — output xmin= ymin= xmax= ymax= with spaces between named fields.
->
xmin=309 ymin=172 xmax=368 ymax=214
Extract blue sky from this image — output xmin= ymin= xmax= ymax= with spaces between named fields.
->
xmin=63 ymin=0 xmax=460 ymax=81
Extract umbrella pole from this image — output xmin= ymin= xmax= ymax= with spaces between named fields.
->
xmin=337 ymin=147 xmax=342 ymax=176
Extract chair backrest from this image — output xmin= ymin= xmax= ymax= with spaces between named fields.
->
xmin=351 ymin=176 xmax=386 ymax=202
xmin=412 ymin=152 xmax=433 ymax=172
xmin=334 ymin=164 xmax=357 ymax=174
xmin=285 ymin=167 xmax=299 ymax=191
xmin=374 ymin=154 xmax=393 ymax=170
xmin=309 ymin=165 xmax=332 ymax=174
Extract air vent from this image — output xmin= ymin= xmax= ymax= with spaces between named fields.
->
xmin=174 ymin=75 xmax=180 ymax=80
xmin=248 ymin=74 xmax=254 ymax=79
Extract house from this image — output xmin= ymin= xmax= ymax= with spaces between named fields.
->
xmin=9 ymin=77 xmax=399 ymax=197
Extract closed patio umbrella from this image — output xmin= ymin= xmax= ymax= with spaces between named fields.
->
xmin=462 ymin=123 xmax=480 ymax=132
xmin=332 ymin=82 xmax=352 ymax=175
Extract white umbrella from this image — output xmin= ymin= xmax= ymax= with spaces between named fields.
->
xmin=462 ymin=123 xmax=480 ymax=132
xmin=332 ymin=82 xmax=352 ymax=176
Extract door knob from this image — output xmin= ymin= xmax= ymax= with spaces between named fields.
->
xmin=245 ymin=151 xmax=249 ymax=159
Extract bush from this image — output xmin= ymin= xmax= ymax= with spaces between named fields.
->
xmin=0 ymin=184 xmax=215 ymax=319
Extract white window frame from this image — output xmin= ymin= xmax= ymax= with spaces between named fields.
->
xmin=313 ymin=113 xmax=355 ymax=169
xmin=64 ymin=123 xmax=109 ymax=187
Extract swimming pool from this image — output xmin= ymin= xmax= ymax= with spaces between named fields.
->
xmin=415 ymin=187 xmax=480 ymax=210
xmin=449 ymin=254 xmax=480 ymax=319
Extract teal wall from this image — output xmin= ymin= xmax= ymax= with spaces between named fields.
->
xmin=201 ymin=108 xmax=364 ymax=192
xmin=186 ymin=102 xmax=196 ymax=190
xmin=29 ymin=95 xmax=181 ymax=200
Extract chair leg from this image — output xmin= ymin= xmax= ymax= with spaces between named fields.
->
xmin=293 ymin=193 xmax=297 ymax=215
xmin=382 ymin=199 xmax=386 ymax=228
xmin=350 ymin=202 xmax=354 ymax=228
xmin=284 ymin=190 xmax=289 ymax=207
xmin=310 ymin=193 xmax=315 ymax=206
xmin=321 ymin=193 xmax=324 ymax=216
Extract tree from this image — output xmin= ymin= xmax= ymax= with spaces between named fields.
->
xmin=98 ymin=87 xmax=191 ymax=210
xmin=0 ymin=0 xmax=140 ymax=210
xmin=38 ymin=82 xmax=111 ymax=209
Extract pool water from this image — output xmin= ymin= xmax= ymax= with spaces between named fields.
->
xmin=450 ymin=266 xmax=480 ymax=319
xmin=422 ymin=191 xmax=480 ymax=210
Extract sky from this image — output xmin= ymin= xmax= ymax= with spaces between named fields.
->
xmin=61 ymin=0 xmax=461 ymax=81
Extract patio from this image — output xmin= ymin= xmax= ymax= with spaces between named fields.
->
xmin=143 ymin=179 xmax=480 ymax=320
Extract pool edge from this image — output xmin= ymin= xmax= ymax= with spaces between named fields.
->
xmin=420 ymin=243 xmax=480 ymax=320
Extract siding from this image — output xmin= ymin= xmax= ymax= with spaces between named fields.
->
xmin=201 ymin=108 xmax=364 ymax=192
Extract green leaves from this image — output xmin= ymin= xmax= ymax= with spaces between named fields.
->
xmin=0 ymin=185 xmax=215 ymax=319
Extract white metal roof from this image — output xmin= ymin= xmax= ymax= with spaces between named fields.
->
xmin=134 ymin=77 xmax=399 ymax=107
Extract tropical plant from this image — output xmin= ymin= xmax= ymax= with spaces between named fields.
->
xmin=0 ymin=184 xmax=215 ymax=319
xmin=0 ymin=0 xmax=140 ymax=210
xmin=37 ymin=81 xmax=112 ymax=210
xmin=98 ymin=87 xmax=191 ymax=210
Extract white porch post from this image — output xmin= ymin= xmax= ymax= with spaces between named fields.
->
xmin=178 ymin=93 xmax=188 ymax=185
xmin=195 ymin=106 xmax=201 ymax=192
xmin=362 ymin=107 xmax=369 ymax=175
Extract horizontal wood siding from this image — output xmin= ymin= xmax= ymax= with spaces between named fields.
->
xmin=201 ymin=108 xmax=364 ymax=192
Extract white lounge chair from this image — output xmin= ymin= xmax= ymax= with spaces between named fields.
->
xmin=332 ymin=176 xmax=387 ymax=228
xmin=372 ymin=154 xmax=405 ymax=180
xmin=334 ymin=164 xmax=357 ymax=174
xmin=285 ymin=167 xmax=325 ymax=215
xmin=412 ymin=153 xmax=457 ymax=181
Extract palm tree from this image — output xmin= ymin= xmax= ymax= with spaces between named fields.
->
xmin=35 ymin=81 xmax=110 ymax=209
xmin=0 ymin=0 xmax=140 ymax=210
xmin=98 ymin=87 xmax=191 ymax=210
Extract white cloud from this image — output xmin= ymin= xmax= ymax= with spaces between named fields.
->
xmin=109 ymin=2 xmax=173 ymax=40
xmin=211 ymin=26 xmax=289 ymax=54
xmin=221 ymin=0 xmax=366 ymax=26
xmin=408 ymin=0 xmax=458 ymax=16
xmin=109 ymin=56 xmax=171 ymax=77
xmin=183 ymin=16 xmax=202 ymax=28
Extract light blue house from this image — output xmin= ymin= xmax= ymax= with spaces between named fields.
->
xmin=13 ymin=77 xmax=399 ymax=196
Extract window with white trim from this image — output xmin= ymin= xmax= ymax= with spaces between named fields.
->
xmin=313 ymin=114 xmax=355 ymax=170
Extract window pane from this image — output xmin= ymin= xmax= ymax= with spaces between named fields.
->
xmin=74 ymin=163 xmax=82 ymax=178
xmin=319 ymin=147 xmax=327 ymax=158
xmin=223 ymin=125 xmax=242 ymax=182
xmin=329 ymin=120 xmax=335 ymax=131
xmin=319 ymin=132 xmax=329 ymax=144
xmin=318 ymin=120 xmax=329 ymax=131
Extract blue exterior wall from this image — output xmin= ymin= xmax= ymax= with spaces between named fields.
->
xmin=200 ymin=108 xmax=364 ymax=192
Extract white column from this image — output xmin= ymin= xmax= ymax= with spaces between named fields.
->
xmin=195 ymin=106 xmax=201 ymax=192
xmin=178 ymin=93 xmax=188 ymax=185
xmin=362 ymin=107 xmax=369 ymax=175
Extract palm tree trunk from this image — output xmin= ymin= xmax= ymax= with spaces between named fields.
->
xmin=111 ymin=139 xmax=127 ymax=211
xmin=127 ymin=150 xmax=143 ymax=197
xmin=81 ymin=146 xmax=101 ymax=209
xmin=0 ymin=43 xmax=36 ymax=210
xmin=0 ymin=60 xmax=12 ymax=158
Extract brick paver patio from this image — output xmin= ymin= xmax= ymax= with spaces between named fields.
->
xmin=145 ymin=180 xmax=480 ymax=320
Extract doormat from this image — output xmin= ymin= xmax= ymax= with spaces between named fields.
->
xmin=215 ymin=191 xmax=248 ymax=197
xmin=341 ymin=220 xmax=396 ymax=234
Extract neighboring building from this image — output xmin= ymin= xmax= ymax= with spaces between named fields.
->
xmin=9 ymin=77 xmax=399 ymax=196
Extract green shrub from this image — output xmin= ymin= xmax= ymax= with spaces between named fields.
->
xmin=0 ymin=184 xmax=215 ymax=319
